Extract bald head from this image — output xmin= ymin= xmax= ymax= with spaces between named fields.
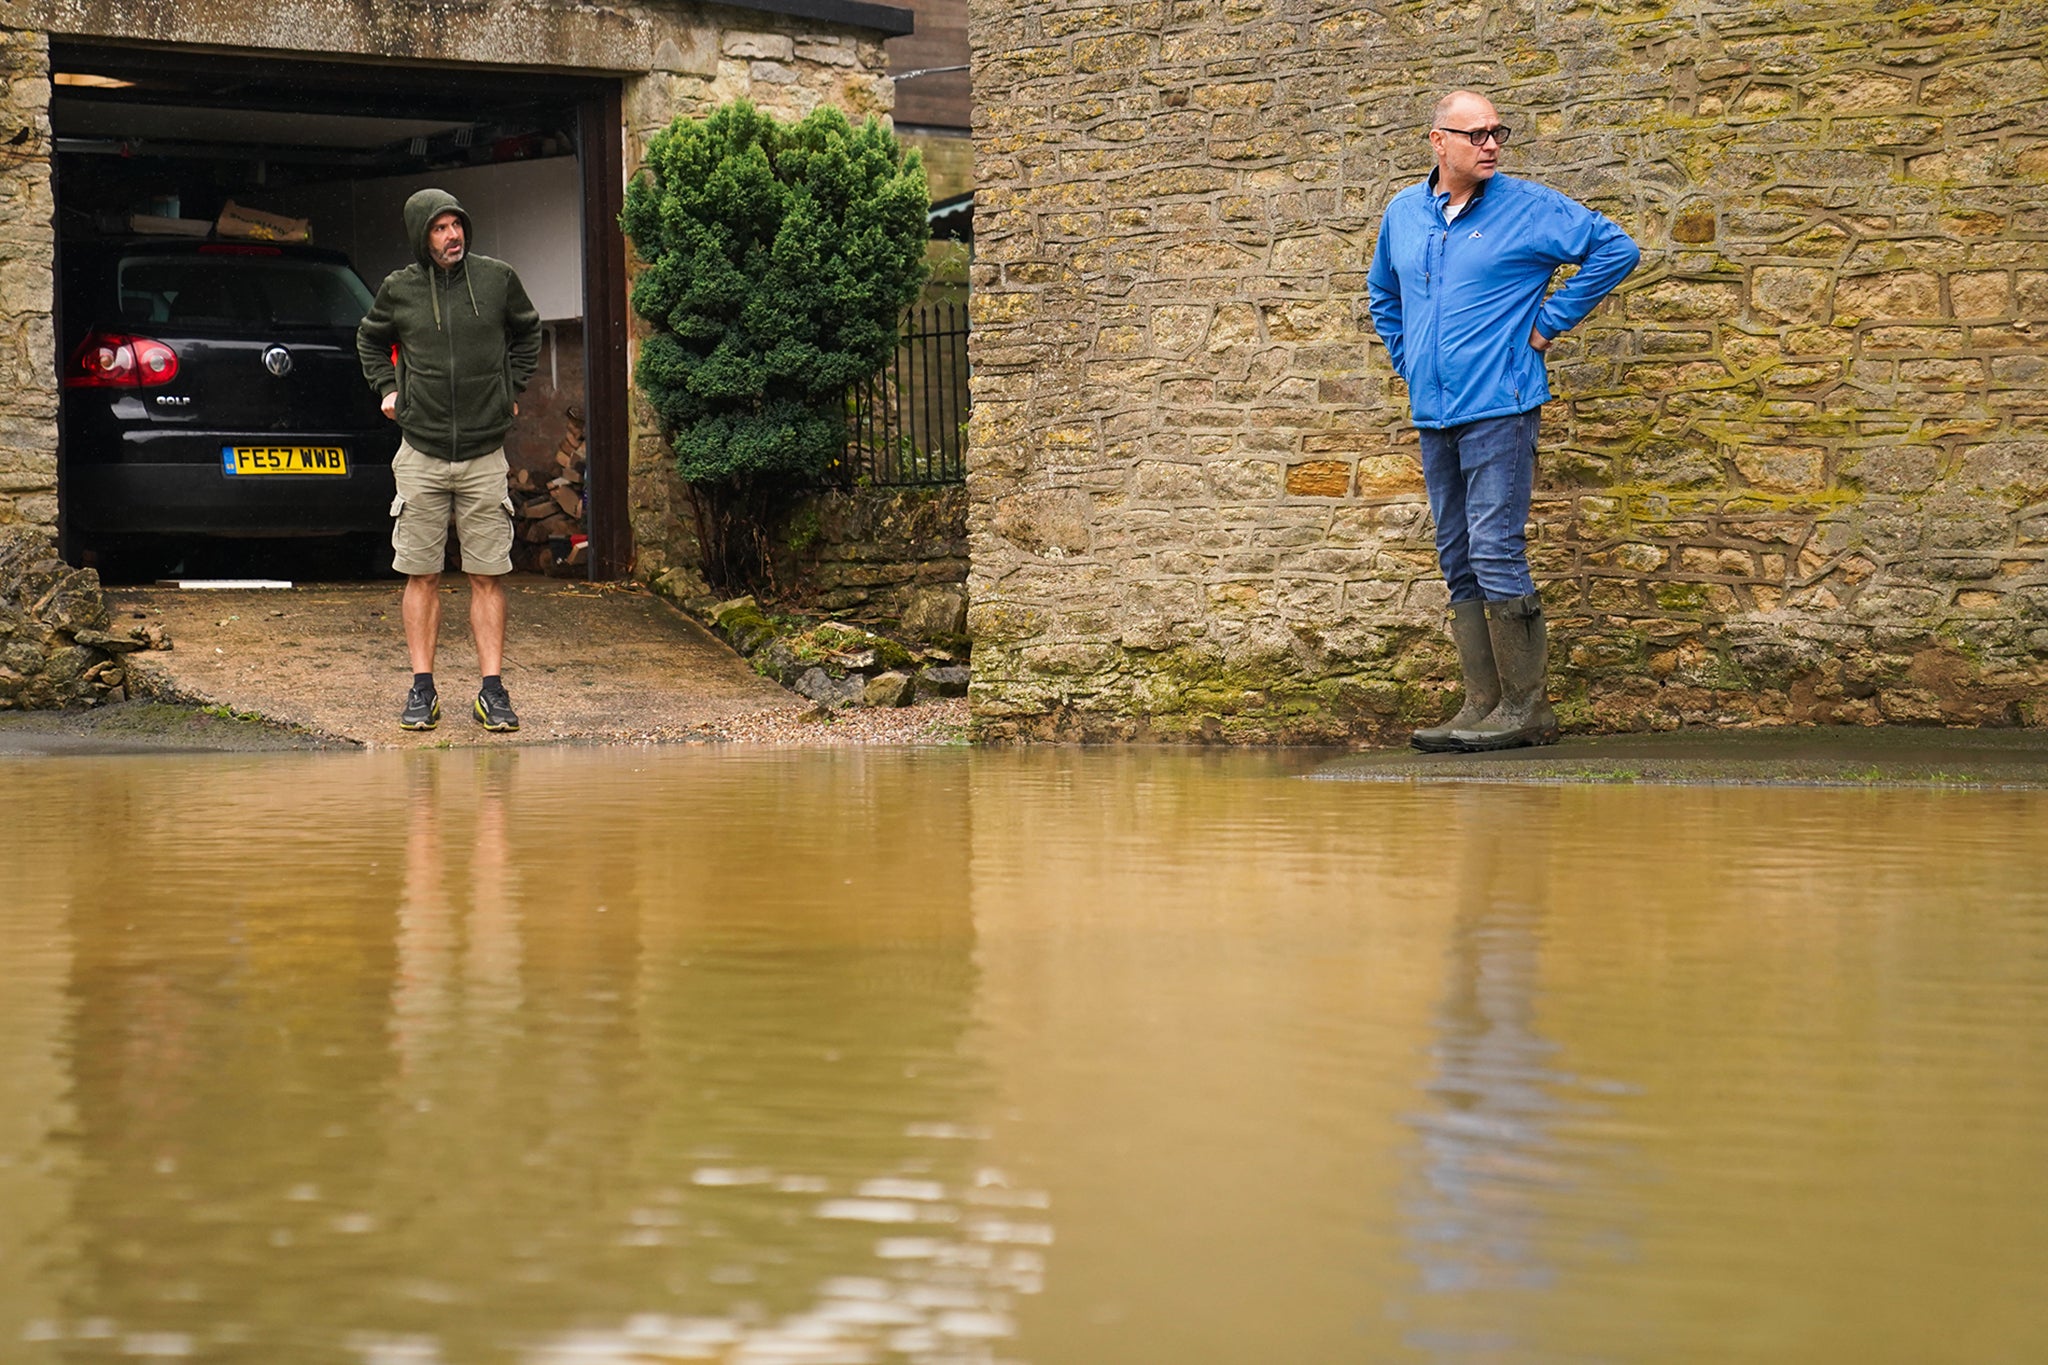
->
xmin=1433 ymin=90 xmax=1496 ymax=128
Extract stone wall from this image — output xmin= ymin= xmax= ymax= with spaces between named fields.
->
xmin=0 ymin=25 xmax=55 ymax=533
xmin=773 ymin=483 xmax=970 ymax=621
xmin=966 ymin=0 xmax=2048 ymax=741
xmin=0 ymin=525 xmax=157 ymax=707
xmin=0 ymin=0 xmax=895 ymax=582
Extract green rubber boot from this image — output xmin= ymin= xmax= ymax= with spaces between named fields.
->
xmin=1410 ymin=599 xmax=1501 ymax=753
xmin=1447 ymin=593 xmax=1560 ymax=752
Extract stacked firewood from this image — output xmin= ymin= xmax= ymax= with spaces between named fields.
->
xmin=510 ymin=405 xmax=587 ymax=575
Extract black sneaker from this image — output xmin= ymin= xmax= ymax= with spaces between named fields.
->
xmin=473 ymin=685 xmax=520 ymax=732
xmin=399 ymin=684 xmax=440 ymax=731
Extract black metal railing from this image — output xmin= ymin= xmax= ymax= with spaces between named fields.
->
xmin=836 ymin=301 xmax=970 ymax=486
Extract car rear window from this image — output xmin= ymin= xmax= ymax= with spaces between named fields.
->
xmin=116 ymin=256 xmax=375 ymax=329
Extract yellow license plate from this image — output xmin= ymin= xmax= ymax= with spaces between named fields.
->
xmin=222 ymin=445 xmax=349 ymax=475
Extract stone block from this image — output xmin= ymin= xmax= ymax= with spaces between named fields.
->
xmin=1835 ymin=271 xmax=1940 ymax=320
xmin=862 ymin=670 xmax=916 ymax=708
xmin=723 ymin=32 xmax=794 ymax=60
xmin=917 ymin=664 xmax=973 ymax=697
xmin=1794 ymin=325 xmax=1859 ymax=358
xmin=1898 ymin=358 xmax=1985 ymax=386
xmin=1956 ymin=442 xmax=2048 ymax=503
xmin=992 ymin=487 xmax=1093 ymax=554
xmin=1285 ymin=461 xmax=1350 ymax=498
xmin=2015 ymin=272 xmax=2048 ymax=316
xmin=1733 ymin=444 xmax=1827 ymax=493
xmin=795 ymin=37 xmax=860 ymax=69
xmin=1022 ymin=641 xmax=1117 ymax=675
xmin=1921 ymin=58 xmax=2048 ymax=110
xmin=1626 ymin=280 xmax=1743 ymax=322
xmin=796 ymin=666 xmax=865 ymax=708
xmin=1671 ymin=201 xmax=1717 ymax=244
xmin=900 ymin=586 xmax=968 ymax=641
xmin=1131 ymin=462 xmax=1209 ymax=503
xmin=1599 ymin=542 xmax=1669 ymax=572
xmin=1209 ymin=460 xmax=1280 ymax=500
xmin=1750 ymin=266 xmax=1831 ymax=323
xmin=1270 ymin=233 xmax=1348 ymax=273
xmin=653 ymin=31 xmax=719 ymax=76
xmin=1150 ymin=305 xmax=1210 ymax=352
xmin=1802 ymin=72 xmax=1914 ymax=113
xmin=1260 ymin=299 xmax=1352 ymax=341
xmin=1842 ymin=444 xmax=1939 ymax=494
xmin=1352 ymin=452 xmax=1424 ymax=498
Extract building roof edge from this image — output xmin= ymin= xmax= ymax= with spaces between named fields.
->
xmin=713 ymin=0 xmax=915 ymax=39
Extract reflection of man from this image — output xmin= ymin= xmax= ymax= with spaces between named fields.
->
xmin=357 ymin=188 xmax=541 ymax=732
xmin=392 ymin=751 xmax=523 ymax=1079
xmin=1368 ymin=92 xmax=1639 ymax=752
xmin=1400 ymin=787 xmax=1567 ymax=1339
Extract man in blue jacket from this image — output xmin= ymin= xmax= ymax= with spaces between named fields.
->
xmin=1368 ymin=91 xmax=1639 ymax=752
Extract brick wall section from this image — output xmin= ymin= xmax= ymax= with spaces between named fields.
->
xmin=966 ymin=0 xmax=2048 ymax=741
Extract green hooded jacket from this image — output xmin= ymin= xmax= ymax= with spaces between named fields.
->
xmin=355 ymin=188 xmax=543 ymax=462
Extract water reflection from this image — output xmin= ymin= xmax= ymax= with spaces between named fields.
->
xmin=392 ymin=750 xmax=524 ymax=1077
xmin=1396 ymin=788 xmax=1627 ymax=1359
xmin=0 ymin=749 xmax=1041 ymax=1363
xmin=2 ymin=751 xmax=2046 ymax=1362
xmin=1407 ymin=789 xmax=1563 ymax=1307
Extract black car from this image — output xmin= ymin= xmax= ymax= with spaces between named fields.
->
xmin=59 ymin=236 xmax=397 ymax=572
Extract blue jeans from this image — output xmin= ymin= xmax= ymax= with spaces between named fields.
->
xmin=1417 ymin=409 xmax=1540 ymax=603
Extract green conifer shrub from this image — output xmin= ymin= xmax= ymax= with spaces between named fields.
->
xmin=621 ymin=100 xmax=929 ymax=590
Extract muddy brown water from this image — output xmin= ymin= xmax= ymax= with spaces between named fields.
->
xmin=3 ymin=747 xmax=2046 ymax=1363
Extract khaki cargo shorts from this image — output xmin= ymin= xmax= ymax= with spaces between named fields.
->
xmin=389 ymin=440 xmax=514 ymax=577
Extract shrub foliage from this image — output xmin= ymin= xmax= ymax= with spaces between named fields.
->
xmin=622 ymin=101 xmax=928 ymax=589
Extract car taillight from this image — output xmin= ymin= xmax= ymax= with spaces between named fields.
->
xmin=67 ymin=332 xmax=180 ymax=388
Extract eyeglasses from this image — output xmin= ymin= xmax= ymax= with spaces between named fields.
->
xmin=1434 ymin=125 xmax=1511 ymax=146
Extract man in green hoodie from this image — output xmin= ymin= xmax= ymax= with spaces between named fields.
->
xmin=357 ymin=188 xmax=542 ymax=732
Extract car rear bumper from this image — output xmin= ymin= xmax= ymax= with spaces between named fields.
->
xmin=66 ymin=434 xmax=398 ymax=536
xmin=68 ymin=462 xmax=398 ymax=535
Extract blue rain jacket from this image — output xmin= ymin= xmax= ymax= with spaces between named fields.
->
xmin=1367 ymin=172 xmax=1639 ymax=429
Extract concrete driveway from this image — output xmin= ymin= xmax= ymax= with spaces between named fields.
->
xmin=113 ymin=575 xmax=805 ymax=748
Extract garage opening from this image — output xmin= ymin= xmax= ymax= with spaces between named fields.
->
xmin=48 ymin=43 xmax=627 ymax=584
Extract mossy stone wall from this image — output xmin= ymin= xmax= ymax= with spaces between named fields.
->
xmin=966 ymin=0 xmax=2048 ymax=741
xmin=775 ymin=484 xmax=970 ymax=619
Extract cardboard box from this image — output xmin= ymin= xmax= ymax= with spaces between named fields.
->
xmin=214 ymin=200 xmax=312 ymax=244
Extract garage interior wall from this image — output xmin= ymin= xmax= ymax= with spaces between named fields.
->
xmin=272 ymin=158 xmax=584 ymax=322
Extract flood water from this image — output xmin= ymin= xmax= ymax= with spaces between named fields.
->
xmin=3 ymin=746 xmax=2046 ymax=1364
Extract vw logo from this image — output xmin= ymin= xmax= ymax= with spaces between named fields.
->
xmin=262 ymin=345 xmax=293 ymax=378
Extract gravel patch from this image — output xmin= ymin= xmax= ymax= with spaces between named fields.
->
xmin=1 ymin=695 xmax=973 ymax=754
xmin=78 ymin=577 xmax=981 ymax=752
xmin=690 ymin=697 xmax=970 ymax=746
